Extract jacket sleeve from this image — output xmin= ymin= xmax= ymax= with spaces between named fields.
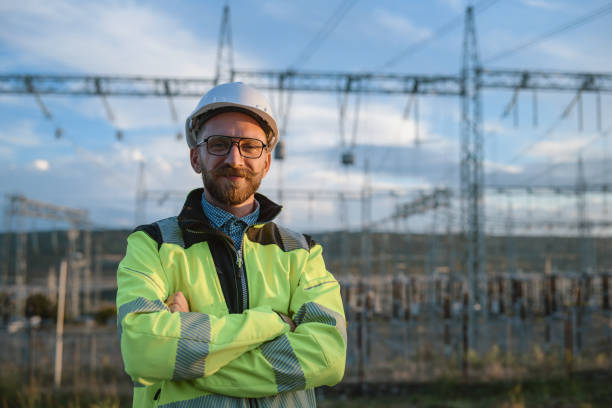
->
xmin=116 ymin=230 xmax=291 ymax=385
xmin=187 ymin=242 xmax=347 ymax=398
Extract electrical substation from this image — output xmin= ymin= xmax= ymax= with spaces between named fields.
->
xmin=1 ymin=1 xmax=612 ymax=402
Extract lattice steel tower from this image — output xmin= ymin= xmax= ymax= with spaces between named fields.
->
xmin=214 ymin=2 xmax=234 ymax=85
xmin=461 ymin=6 xmax=486 ymax=348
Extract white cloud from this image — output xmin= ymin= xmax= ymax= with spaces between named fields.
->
xmin=529 ymin=137 xmax=591 ymax=160
xmin=484 ymin=159 xmax=521 ymax=174
xmin=132 ymin=149 xmax=145 ymax=162
xmin=483 ymin=27 xmax=612 ymax=71
xmin=536 ymin=41 xmax=580 ymax=61
xmin=373 ymin=8 xmax=431 ymax=39
xmin=0 ymin=1 xmax=251 ymax=141
xmin=260 ymin=1 xmax=300 ymax=21
xmin=0 ymin=120 xmax=43 ymax=147
xmin=0 ymin=145 xmax=12 ymax=159
xmin=483 ymin=120 xmax=508 ymax=135
xmin=33 ymin=159 xmax=50 ymax=171
xmin=285 ymin=94 xmax=447 ymax=152
xmin=438 ymin=0 xmax=463 ymax=12
xmin=520 ymin=0 xmax=564 ymax=10
xmin=0 ymin=1 xmax=260 ymax=76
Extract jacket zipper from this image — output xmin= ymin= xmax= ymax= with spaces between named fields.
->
xmin=187 ymin=227 xmax=255 ymax=407
xmin=239 ymin=235 xmax=255 ymax=408
xmin=222 ymin=237 xmax=243 ymax=313
xmin=237 ymin=240 xmax=248 ymax=312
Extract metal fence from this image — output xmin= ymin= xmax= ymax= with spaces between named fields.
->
xmin=1 ymin=272 xmax=610 ymax=391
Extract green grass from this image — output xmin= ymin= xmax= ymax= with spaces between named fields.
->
xmin=319 ymin=371 xmax=612 ymax=408
xmin=0 ymin=370 xmax=610 ymax=407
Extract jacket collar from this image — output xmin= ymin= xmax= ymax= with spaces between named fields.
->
xmin=178 ymin=188 xmax=282 ymax=234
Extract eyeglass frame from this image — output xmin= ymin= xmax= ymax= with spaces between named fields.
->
xmin=195 ymin=135 xmax=269 ymax=159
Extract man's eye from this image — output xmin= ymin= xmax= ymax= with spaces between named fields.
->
xmin=242 ymin=142 xmax=260 ymax=151
xmin=209 ymin=139 xmax=229 ymax=149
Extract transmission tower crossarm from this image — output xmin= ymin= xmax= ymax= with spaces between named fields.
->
xmin=7 ymin=194 xmax=88 ymax=226
xmin=143 ymin=187 xmax=419 ymax=203
xmin=2 ymin=70 xmax=612 ymax=97
xmin=233 ymin=70 xmax=462 ymax=95
xmin=0 ymin=74 xmax=216 ymax=97
xmin=485 ymin=182 xmax=612 ymax=194
xmin=480 ymin=69 xmax=612 ymax=92
xmin=389 ymin=188 xmax=452 ymax=220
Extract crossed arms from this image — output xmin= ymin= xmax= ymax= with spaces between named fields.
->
xmin=167 ymin=291 xmax=296 ymax=331
xmin=117 ymin=230 xmax=347 ymax=398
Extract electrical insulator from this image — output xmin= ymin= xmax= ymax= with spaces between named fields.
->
xmin=341 ymin=151 xmax=354 ymax=166
xmin=274 ymin=140 xmax=285 ymax=160
xmin=54 ymin=127 xmax=63 ymax=139
xmin=116 ymin=130 xmax=124 ymax=141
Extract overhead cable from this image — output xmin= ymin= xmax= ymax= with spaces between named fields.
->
xmin=484 ymin=2 xmax=612 ymax=64
xmin=503 ymin=92 xmax=585 ymax=166
xmin=377 ymin=0 xmax=502 ymax=71
xmin=519 ymin=126 xmax=611 ymax=185
xmin=288 ymin=0 xmax=359 ymax=70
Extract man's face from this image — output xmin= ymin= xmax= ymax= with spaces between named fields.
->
xmin=190 ymin=111 xmax=271 ymax=206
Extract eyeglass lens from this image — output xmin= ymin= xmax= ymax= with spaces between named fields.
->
xmin=206 ymin=136 xmax=265 ymax=158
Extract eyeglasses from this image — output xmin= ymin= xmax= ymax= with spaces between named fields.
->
xmin=196 ymin=135 xmax=268 ymax=159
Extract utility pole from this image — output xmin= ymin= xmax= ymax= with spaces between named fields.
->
xmin=1 ymin=197 xmax=12 ymax=289
xmin=82 ymin=226 xmax=92 ymax=314
xmin=360 ymin=159 xmax=372 ymax=278
xmin=54 ymin=260 xmax=67 ymax=388
xmin=505 ymin=200 xmax=517 ymax=275
xmin=461 ymin=5 xmax=486 ymax=365
xmin=576 ymin=156 xmax=594 ymax=274
xmin=214 ymin=2 xmax=234 ymax=85
xmin=15 ymin=197 xmax=28 ymax=317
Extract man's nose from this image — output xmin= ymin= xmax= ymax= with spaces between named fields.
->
xmin=224 ymin=143 xmax=244 ymax=165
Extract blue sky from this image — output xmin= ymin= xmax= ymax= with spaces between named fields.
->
xmin=1 ymin=0 xmax=611 ymax=233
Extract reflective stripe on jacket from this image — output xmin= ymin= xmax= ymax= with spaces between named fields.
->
xmin=116 ymin=188 xmax=347 ymax=407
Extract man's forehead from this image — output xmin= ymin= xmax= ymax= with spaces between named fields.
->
xmin=198 ymin=111 xmax=267 ymax=138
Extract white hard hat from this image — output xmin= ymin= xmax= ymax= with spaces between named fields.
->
xmin=185 ymin=82 xmax=279 ymax=150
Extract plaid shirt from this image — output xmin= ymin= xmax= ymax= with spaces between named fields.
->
xmin=201 ymin=194 xmax=260 ymax=250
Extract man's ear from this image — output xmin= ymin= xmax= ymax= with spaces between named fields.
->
xmin=190 ymin=147 xmax=202 ymax=173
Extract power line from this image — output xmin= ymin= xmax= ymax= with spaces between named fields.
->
xmin=377 ymin=0 xmax=502 ymax=71
xmin=502 ymin=91 xmax=586 ymax=166
xmin=484 ymin=2 xmax=612 ymax=64
xmin=519 ymin=126 xmax=612 ymax=185
xmin=579 ymin=139 xmax=612 ymax=184
xmin=288 ymin=0 xmax=358 ymax=70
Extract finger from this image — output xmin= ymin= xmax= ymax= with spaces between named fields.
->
xmin=175 ymin=292 xmax=189 ymax=310
xmin=166 ymin=292 xmax=190 ymax=312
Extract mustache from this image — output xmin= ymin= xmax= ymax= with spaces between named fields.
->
xmin=210 ymin=165 xmax=254 ymax=178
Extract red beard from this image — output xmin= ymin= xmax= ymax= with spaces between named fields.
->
xmin=202 ymin=164 xmax=264 ymax=206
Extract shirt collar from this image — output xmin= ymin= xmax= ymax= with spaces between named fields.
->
xmin=201 ymin=193 xmax=260 ymax=229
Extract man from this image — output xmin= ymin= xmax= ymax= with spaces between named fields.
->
xmin=116 ymin=82 xmax=347 ymax=407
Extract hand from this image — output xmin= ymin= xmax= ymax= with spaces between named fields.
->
xmin=166 ymin=291 xmax=190 ymax=313
xmin=277 ymin=312 xmax=296 ymax=332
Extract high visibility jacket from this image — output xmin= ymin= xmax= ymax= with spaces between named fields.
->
xmin=116 ymin=189 xmax=347 ymax=407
